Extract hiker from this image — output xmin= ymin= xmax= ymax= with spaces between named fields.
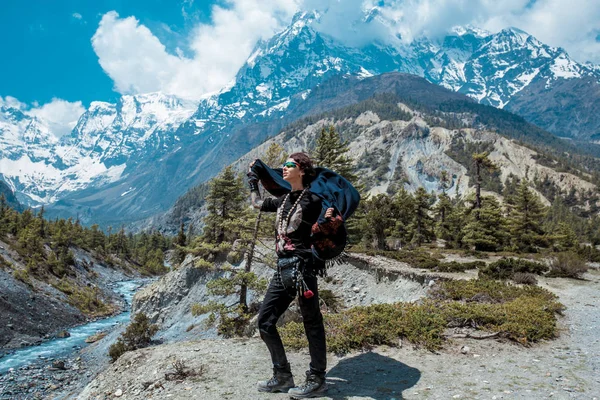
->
xmin=248 ymin=153 xmax=331 ymax=398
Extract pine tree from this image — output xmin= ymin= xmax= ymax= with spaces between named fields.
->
xmin=443 ymin=199 xmax=467 ymax=249
xmin=263 ymin=143 xmax=288 ymax=168
xmin=472 ymin=152 xmax=497 ymax=212
xmin=361 ymin=194 xmax=397 ymax=250
xmin=175 ymin=221 xmax=186 ymax=246
xmin=202 ymin=166 xmax=246 ymax=244
xmin=410 ymin=188 xmax=436 ymax=246
xmin=186 ymin=223 xmax=195 ymax=245
xmin=392 ymin=187 xmax=415 ymax=247
xmin=312 ymin=125 xmax=358 ymax=183
xmin=462 ymin=195 xmax=507 ymax=251
xmin=434 ymin=191 xmax=454 ymax=242
xmin=508 ymin=181 xmax=547 ymax=251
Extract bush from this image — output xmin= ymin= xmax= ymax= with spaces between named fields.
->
xmin=319 ymin=289 xmax=343 ymax=313
xmin=108 ymin=313 xmax=158 ymax=362
xmin=436 ymin=261 xmax=485 ymax=272
xmin=512 ymin=272 xmax=538 ymax=285
xmin=53 ymin=278 xmax=112 ymax=317
xmin=13 ymin=269 xmax=32 ymax=287
xmin=547 ymin=252 xmax=588 ymax=279
xmin=479 ymin=257 xmax=548 ymax=280
xmin=280 ymin=279 xmax=563 ymax=352
xmin=432 ymin=279 xmax=556 ymax=304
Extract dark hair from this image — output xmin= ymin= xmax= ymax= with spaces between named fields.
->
xmin=290 ymin=152 xmax=316 ymax=186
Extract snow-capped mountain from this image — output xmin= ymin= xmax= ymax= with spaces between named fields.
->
xmin=0 ymin=93 xmax=196 ymax=205
xmin=186 ymin=12 xmax=600 ymax=143
xmin=1 ymin=10 xmax=599 ymax=225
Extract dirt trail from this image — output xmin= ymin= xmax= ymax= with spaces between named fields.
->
xmin=74 ymin=269 xmax=600 ymax=400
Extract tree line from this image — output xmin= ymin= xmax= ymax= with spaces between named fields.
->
xmin=0 ymin=196 xmax=172 ymax=281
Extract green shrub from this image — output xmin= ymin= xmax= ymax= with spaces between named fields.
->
xmin=194 ymin=258 xmax=214 ymax=270
xmin=479 ymin=257 xmax=548 ymax=280
xmin=53 ymin=278 xmax=112 ymax=317
xmin=280 ymin=279 xmax=563 ymax=352
xmin=13 ymin=269 xmax=32 ymax=287
xmin=432 ymin=279 xmax=556 ymax=303
xmin=108 ymin=313 xmax=158 ymax=362
xmin=547 ymin=252 xmax=588 ymax=279
xmin=438 ymin=296 xmax=562 ymax=344
xmin=436 ymin=261 xmax=485 ymax=272
xmin=319 ymin=289 xmax=343 ymax=313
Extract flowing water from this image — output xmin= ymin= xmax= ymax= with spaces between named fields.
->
xmin=0 ymin=280 xmax=142 ymax=374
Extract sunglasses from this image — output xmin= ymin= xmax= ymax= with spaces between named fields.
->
xmin=283 ymin=161 xmax=298 ymax=169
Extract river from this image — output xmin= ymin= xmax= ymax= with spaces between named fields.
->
xmin=0 ymin=280 xmax=143 ymax=374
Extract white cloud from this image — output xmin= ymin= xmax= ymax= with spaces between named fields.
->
xmin=26 ymin=98 xmax=86 ymax=138
xmin=330 ymin=0 xmax=600 ymax=64
xmin=91 ymin=0 xmax=600 ymax=100
xmin=92 ymin=2 xmax=300 ymax=100
xmin=0 ymin=96 xmax=27 ymax=110
xmin=72 ymin=12 xmax=83 ymax=20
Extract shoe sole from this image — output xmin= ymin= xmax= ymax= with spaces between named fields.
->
xmin=288 ymin=385 xmax=328 ymax=399
xmin=257 ymin=386 xmax=294 ymax=393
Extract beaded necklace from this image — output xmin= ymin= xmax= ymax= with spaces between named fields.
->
xmin=277 ymin=188 xmax=308 ymax=236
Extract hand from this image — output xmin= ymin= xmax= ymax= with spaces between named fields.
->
xmin=249 ymin=159 xmax=257 ymax=173
xmin=324 ymin=207 xmax=334 ymax=219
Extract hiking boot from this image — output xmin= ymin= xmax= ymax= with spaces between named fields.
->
xmin=288 ymin=371 xmax=327 ymax=399
xmin=257 ymin=365 xmax=295 ymax=393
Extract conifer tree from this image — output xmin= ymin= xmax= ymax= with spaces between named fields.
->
xmin=472 ymin=152 xmax=497 ymax=212
xmin=443 ymin=199 xmax=467 ymax=248
xmin=361 ymin=194 xmax=397 ymax=250
xmin=263 ymin=142 xmax=288 ymax=168
xmin=410 ymin=188 xmax=436 ymax=246
xmin=312 ymin=125 xmax=357 ymax=183
xmin=462 ymin=195 xmax=507 ymax=251
xmin=392 ymin=187 xmax=415 ymax=247
xmin=186 ymin=223 xmax=195 ymax=246
xmin=434 ymin=191 xmax=455 ymax=242
xmin=508 ymin=181 xmax=547 ymax=251
xmin=202 ymin=166 xmax=246 ymax=244
xmin=176 ymin=221 xmax=186 ymax=246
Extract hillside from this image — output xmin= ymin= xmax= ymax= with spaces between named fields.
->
xmin=0 ymin=205 xmax=171 ymax=351
xmin=153 ymin=75 xmax=599 ymax=235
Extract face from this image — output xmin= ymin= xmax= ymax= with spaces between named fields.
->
xmin=282 ymin=158 xmax=304 ymax=183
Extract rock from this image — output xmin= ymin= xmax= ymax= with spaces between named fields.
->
xmin=55 ymin=330 xmax=70 ymax=338
xmin=460 ymin=346 xmax=470 ymax=354
xmin=85 ymin=332 xmax=107 ymax=343
xmin=352 ymin=286 xmax=360 ymax=293
xmin=428 ymin=280 xmax=435 ymax=287
xmin=114 ymin=388 xmax=123 ymax=397
xmin=52 ymin=360 xmax=66 ymax=370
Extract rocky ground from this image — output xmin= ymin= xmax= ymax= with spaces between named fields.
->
xmin=3 ymin=254 xmax=599 ymax=400
xmin=75 ymin=264 xmax=600 ymax=400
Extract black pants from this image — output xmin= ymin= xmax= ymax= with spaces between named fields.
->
xmin=257 ymin=271 xmax=327 ymax=377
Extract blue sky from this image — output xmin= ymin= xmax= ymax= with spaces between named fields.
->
xmin=1 ymin=0 xmax=598 ymax=137
xmin=0 ymin=0 xmax=214 ymax=106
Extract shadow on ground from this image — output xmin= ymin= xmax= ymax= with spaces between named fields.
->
xmin=324 ymin=351 xmax=420 ymax=399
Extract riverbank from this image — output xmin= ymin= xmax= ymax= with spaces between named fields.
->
xmin=0 ymin=279 xmax=150 ymax=399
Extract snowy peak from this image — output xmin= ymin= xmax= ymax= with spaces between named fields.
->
xmin=0 ymin=91 xmax=196 ymax=206
xmin=451 ymin=25 xmax=491 ymax=38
